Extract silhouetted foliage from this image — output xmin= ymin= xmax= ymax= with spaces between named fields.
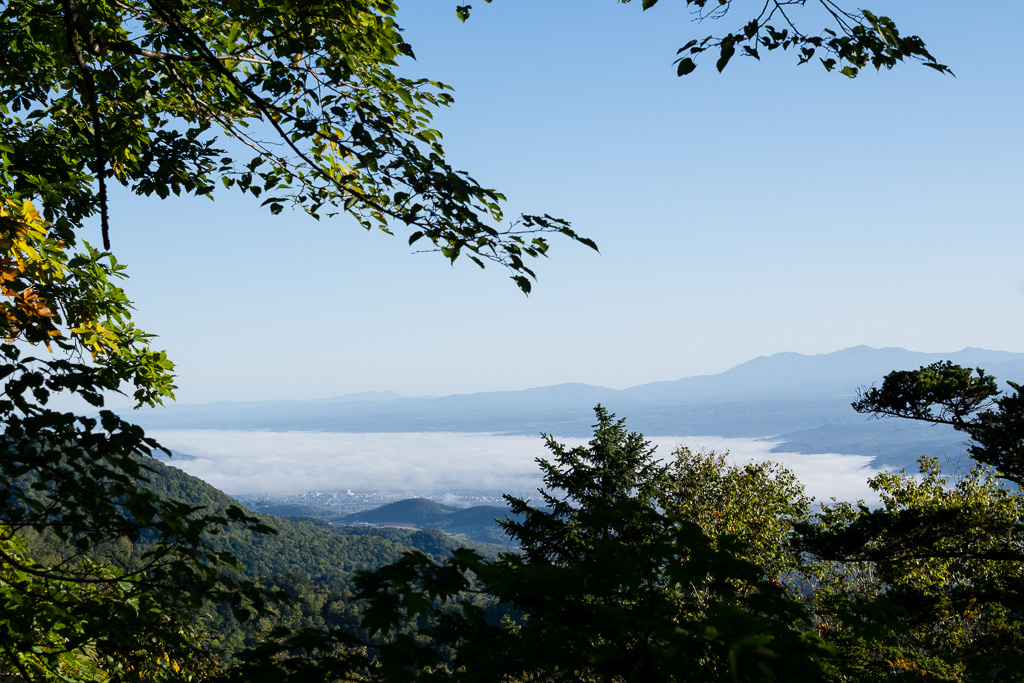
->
xmin=355 ymin=407 xmax=832 ymax=682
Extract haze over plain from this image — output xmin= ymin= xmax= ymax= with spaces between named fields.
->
xmin=143 ymin=346 xmax=1024 ymax=501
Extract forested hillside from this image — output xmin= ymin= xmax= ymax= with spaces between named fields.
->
xmin=18 ymin=455 xmax=511 ymax=660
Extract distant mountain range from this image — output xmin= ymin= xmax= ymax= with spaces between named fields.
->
xmin=127 ymin=346 xmax=1024 ymax=470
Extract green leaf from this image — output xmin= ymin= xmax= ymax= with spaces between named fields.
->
xmin=676 ymin=58 xmax=697 ymax=76
xmin=716 ymin=41 xmax=736 ymax=72
xmin=512 ymin=275 xmax=532 ymax=294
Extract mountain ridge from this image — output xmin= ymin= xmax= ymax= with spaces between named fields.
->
xmin=130 ymin=346 xmax=1024 ymax=427
xmin=138 ymin=346 xmax=1024 ymax=416
xmin=125 ymin=346 xmax=1024 ymax=470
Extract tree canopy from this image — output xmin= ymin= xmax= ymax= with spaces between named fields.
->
xmin=853 ymin=361 xmax=1024 ymax=484
xmin=355 ymin=407 xmax=831 ymax=682
xmin=0 ymin=0 xmax=596 ymax=294
xmin=788 ymin=363 xmax=1024 ymax=680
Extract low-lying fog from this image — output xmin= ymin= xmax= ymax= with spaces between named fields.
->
xmin=149 ymin=430 xmax=890 ymax=504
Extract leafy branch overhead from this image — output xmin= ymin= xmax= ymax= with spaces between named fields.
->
xmin=0 ymin=0 xmax=594 ymax=293
xmin=0 ymin=200 xmax=175 ymax=406
xmin=657 ymin=2 xmax=951 ymax=78
xmin=459 ymin=1 xmax=949 ymax=78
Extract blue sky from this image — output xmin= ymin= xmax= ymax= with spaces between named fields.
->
xmin=88 ymin=1 xmax=1023 ymax=405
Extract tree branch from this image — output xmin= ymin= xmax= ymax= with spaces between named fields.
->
xmin=61 ymin=0 xmax=110 ymax=250
xmin=100 ymin=39 xmax=273 ymax=64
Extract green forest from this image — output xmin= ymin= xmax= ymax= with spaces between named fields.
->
xmin=2 ymin=0 xmax=1021 ymax=681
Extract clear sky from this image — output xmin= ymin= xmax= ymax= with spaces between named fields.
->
xmin=84 ymin=1 xmax=1024 ymax=405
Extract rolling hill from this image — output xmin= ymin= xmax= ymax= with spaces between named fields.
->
xmin=337 ymin=497 xmax=520 ymax=545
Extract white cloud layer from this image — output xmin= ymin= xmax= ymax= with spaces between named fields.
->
xmin=149 ymin=430 xmax=887 ymax=503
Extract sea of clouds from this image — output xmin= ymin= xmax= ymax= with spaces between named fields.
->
xmin=149 ymin=430 xmax=889 ymax=503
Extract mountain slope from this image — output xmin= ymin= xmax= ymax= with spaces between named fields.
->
xmin=619 ymin=346 xmax=1024 ymax=403
xmin=127 ymin=459 xmax=508 ymax=580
